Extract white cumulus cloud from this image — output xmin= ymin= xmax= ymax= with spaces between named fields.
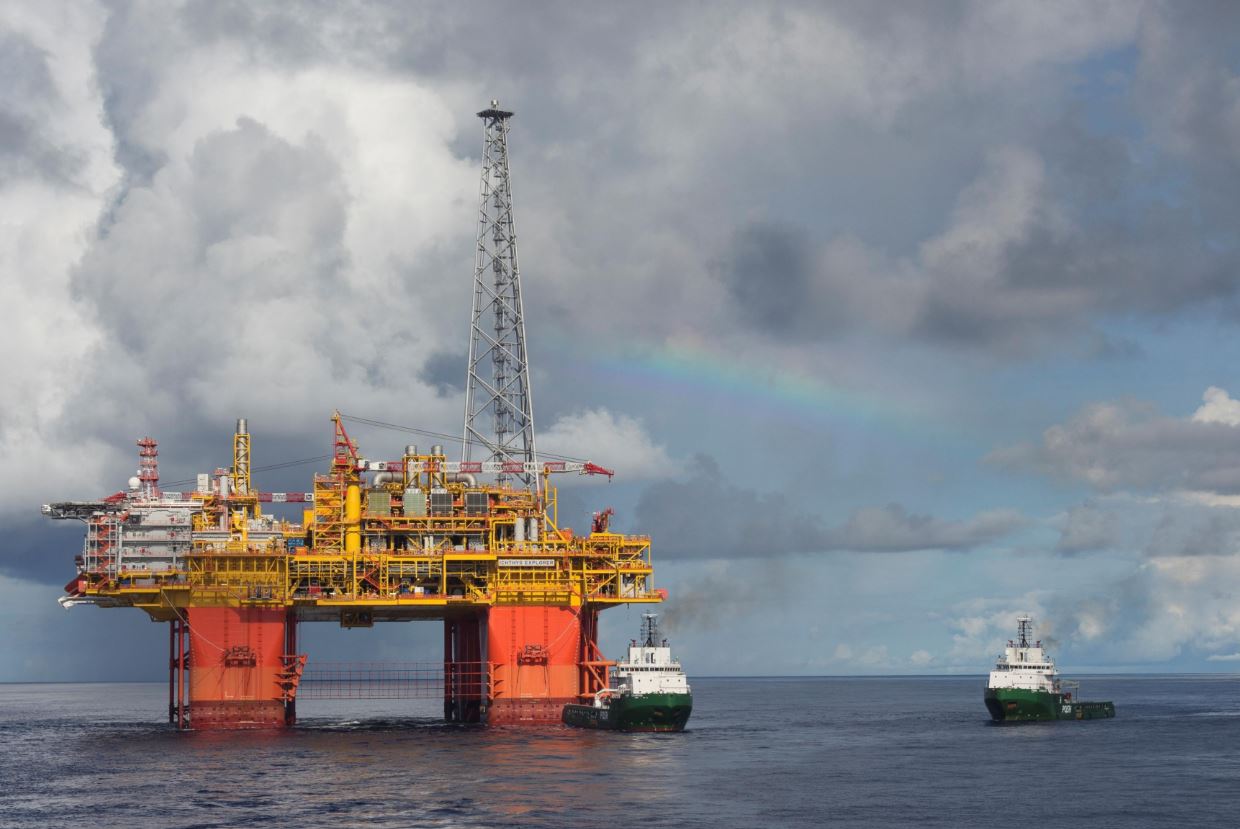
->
xmin=1192 ymin=386 xmax=1240 ymax=427
xmin=538 ymin=408 xmax=673 ymax=481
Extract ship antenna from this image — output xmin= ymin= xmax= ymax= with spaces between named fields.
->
xmin=642 ymin=613 xmax=659 ymax=647
xmin=1017 ymin=615 xmax=1033 ymax=648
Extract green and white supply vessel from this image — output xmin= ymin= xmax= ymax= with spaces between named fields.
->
xmin=984 ymin=615 xmax=1115 ymax=722
xmin=562 ymin=614 xmax=692 ymax=732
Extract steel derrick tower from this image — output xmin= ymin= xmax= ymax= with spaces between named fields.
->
xmin=462 ymin=100 xmax=538 ymax=490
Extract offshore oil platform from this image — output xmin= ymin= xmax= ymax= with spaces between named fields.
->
xmin=42 ymin=101 xmax=664 ymax=730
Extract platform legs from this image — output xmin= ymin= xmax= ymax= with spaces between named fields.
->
xmin=182 ymin=607 xmax=292 ymax=730
xmin=168 ymin=617 xmax=189 ymax=729
xmin=484 ymin=606 xmax=596 ymax=725
xmin=444 ymin=613 xmax=485 ymax=722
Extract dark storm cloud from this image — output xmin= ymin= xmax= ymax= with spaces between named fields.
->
xmin=1133 ymin=4 xmax=1240 ymax=177
xmin=420 ymin=351 xmax=466 ymax=396
xmin=717 ymin=120 xmax=1240 ymax=355
xmin=179 ymin=0 xmax=327 ymax=67
xmin=80 ymin=1 xmax=1238 ymax=364
xmin=700 ymin=8 xmax=1240 ymax=356
xmin=1 ymin=519 xmax=85 ymax=586
xmin=92 ymin=1 xmax=173 ymax=183
xmin=635 ymin=455 xmax=1022 ymax=558
xmin=829 ymin=503 xmax=1024 ymax=554
xmin=990 ymin=396 xmax=1240 ymax=495
xmin=715 ymin=223 xmax=823 ymax=341
xmin=0 ymin=32 xmax=88 ymax=186
xmin=635 ymin=455 xmax=828 ymax=559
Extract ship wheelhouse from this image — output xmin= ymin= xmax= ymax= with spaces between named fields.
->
xmin=986 ymin=615 xmax=1060 ymax=694
xmin=609 ymin=614 xmax=691 ymax=698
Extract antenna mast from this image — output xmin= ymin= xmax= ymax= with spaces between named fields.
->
xmin=1017 ymin=615 xmax=1033 ymax=648
xmin=462 ymin=99 xmax=538 ymax=490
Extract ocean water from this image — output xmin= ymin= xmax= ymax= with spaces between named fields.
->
xmin=1 ymin=675 xmax=1238 ymax=828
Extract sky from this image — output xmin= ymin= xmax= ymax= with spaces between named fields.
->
xmin=4 ymin=1 xmax=1240 ymax=681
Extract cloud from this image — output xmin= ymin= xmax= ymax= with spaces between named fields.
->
xmin=947 ymin=554 xmax=1240 ymax=668
xmin=1056 ymin=500 xmax=1122 ymax=553
xmin=942 ymin=593 xmax=1053 ymax=669
xmin=716 ymin=132 xmax=1240 ymax=355
xmin=1192 ymin=386 xmax=1240 ymax=426
xmin=827 ymin=642 xmax=894 ymax=672
xmin=0 ymin=3 xmax=124 ymax=512
xmin=1096 ymin=556 xmax=1240 ymax=663
xmin=1205 ymin=652 xmax=1240 ymax=662
xmin=420 ymin=351 xmax=466 ymax=396
xmin=0 ymin=31 xmax=86 ymax=185
xmin=715 ymin=223 xmax=821 ymax=341
xmin=658 ymin=559 xmax=790 ymax=634
xmin=634 ymin=455 xmax=828 ymax=559
xmin=1144 ymin=502 xmax=1240 ymax=558
xmin=990 ymin=387 xmax=1240 ymax=494
xmin=828 ymin=503 xmax=1025 ymax=554
xmin=635 ymin=455 xmax=1022 ymax=558
xmin=185 ymin=0 xmax=1170 ymax=365
xmin=0 ymin=7 xmax=483 ymax=518
xmin=538 ymin=408 xmax=672 ymax=481
xmin=7 ymin=2 xmax=1240 ymax=532
xmin=1004 ymin=388 xmax=1240 ymax=567
xmin=1133 ymin=7 xmax=1240 ymax=182
xmin=685 ymin=9 xmax=1240 ymax=359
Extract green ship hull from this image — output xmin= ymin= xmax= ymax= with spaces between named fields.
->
xmin=562 ymin=693 xmax=692 ymax=732
xmin=985 ymin=688 xmax=1115 ymax=722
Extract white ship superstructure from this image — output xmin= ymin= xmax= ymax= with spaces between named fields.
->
xmin=595 ymin=614 xmax=690 ymax=703
xmin=987 ymin=615 xmax=1059 ymax=693
xmin=565 ymin=614 xmax=693 ymax=730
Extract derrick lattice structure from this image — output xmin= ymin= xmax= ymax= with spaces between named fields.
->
xmin=463 ymin=100 xmax=537 ymax=490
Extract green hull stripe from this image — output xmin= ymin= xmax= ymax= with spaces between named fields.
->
xmin=985 ymin=688 xmax=1115 ymax=722
xmin=563 ymin=693 xmax=692 ymax=731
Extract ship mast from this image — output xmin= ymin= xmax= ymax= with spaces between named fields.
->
xmin=641 ymin=613 xmax=661 ymax=647
xmin=1017 ymin=614 xmax=1033 ymax=648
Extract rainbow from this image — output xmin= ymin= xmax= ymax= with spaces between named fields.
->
xmin=557 ymin=334 xmax=923 ymax=427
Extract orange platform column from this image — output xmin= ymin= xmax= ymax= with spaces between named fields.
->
xmin=187 ymin=607 xmax=290 ymax=730
xmin=486 ymin=606 xmax=588 ymax=724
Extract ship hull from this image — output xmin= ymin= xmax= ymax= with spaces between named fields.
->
xmin=562 ymin=693 xmax=692 ymax=732
xmin=985 ymin=688 xmax=1115 ymax=722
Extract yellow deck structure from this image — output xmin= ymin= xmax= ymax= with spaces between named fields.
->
xmin=56 ymin=414 xmax=661 ymax=622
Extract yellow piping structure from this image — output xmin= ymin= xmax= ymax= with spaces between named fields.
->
xmin=74 ymin=420 xmax=662 ymax=623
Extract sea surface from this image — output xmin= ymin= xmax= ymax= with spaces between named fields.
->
xmin=1 ymin=676 xmax=1238 ymax=828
